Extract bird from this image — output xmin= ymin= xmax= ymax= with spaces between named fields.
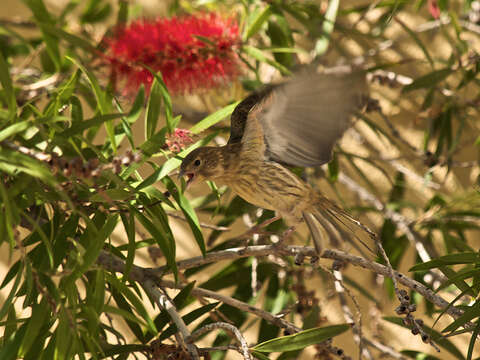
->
xmin=179 ymin=67 xmax=375 ymax=254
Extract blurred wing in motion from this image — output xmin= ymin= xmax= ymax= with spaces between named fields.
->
xmin=229 ymin=68 xmax=367 ymax=167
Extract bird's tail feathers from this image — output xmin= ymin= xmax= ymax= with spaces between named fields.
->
xmin=303 ymin=197 xmax=377 ymax=256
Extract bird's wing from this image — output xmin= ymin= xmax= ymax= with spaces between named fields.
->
xmin=228 ymin=69 xmax=367 ymax=167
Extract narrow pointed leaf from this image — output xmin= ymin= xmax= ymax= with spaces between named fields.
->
xmin=254 ymin=324 xmax=350 ymax=352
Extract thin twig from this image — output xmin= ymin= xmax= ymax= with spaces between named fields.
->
xmin=20 ymin=73 xmax=62 ymax=92
xmin=363 ymin=338 xmax=410 ymax=360
xmin=159 ymin=279 xmax=301 ymax=334
xmin=142 ymin=279 xmax=200 ymax=360
xmin=338 ymin=172 xmax=435 ymax=263
xmin=332 ymin=268 xmax=372 ymax=360
xmin=192 ymin=322 xmax=252 ymax=360
xmin=415 ymin=16 xmax=480 ymax=35
xmin=0 ymin=17 xmax=36 ymax=27
xmin=167 ymin=212 xmax=230 ymax=231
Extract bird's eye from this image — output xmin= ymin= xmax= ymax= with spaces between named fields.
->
xmin=194 ymin=159 xmax=201 ymax=167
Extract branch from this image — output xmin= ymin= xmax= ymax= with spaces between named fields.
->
xmin=192 ymin=322 xmax=252 ymax=360
xmin=97 ymin=250 xmax=301 ymax=334
xmin=159 ymin=279 xmax=301 ymax=334
xmin=142 ymin=279 xmax=200 ymax=359
xmin=97 ymin=247 xmax=470 ymax=355
xmin=147 ymin=245 xmax=464 ymax=319
xmin=332 ymin=268 xmax=372 ymax=360
xmin=363 ymin=338 xmax=410 ymax=360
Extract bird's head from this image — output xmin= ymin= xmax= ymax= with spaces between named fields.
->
xmin=179 ymin=147 xmax=224 ymax=187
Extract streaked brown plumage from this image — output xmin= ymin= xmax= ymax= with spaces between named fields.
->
xmin=180 ymin=67 xmax=373 ymax=253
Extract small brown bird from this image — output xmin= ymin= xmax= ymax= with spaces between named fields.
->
xmin=179 ymin=67 xmax=373 ymax=253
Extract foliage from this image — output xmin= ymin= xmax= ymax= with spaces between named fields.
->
xmin=0 ymin=0 xmax=479 ymax=359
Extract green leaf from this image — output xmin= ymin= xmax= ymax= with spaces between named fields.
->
xmin=0 ymin=322 xmax=27 ymax=360
xmin=401 ymin=350 xmax=442 ymax=360
xmin=192 ymin=34 xmax=217 ymax=46
xmin=395 ymin=16 xmax=434 ymax=67
xmin=22 ymin=0 xmax=53 ymax=24
xmin=120 ymin=212 xmax=136 ymax=281
xmin=267 ymin=18 xmax=293 ymax=68
xmin=0 ymin=262 xmax=24 ymax=321
xmin=437 ymin=265 xmax=474 ymax=296
xmin=57 ymin=69 xmax=80 ymax=104
xmin=314 ymin=0 xmax=339 ymax=56
xmin=144 ymin=282 xmax=196 ymax=343
xmin=0 ymin=180 xmax=15 ymax=247
xmin=467 ymin=320 xmax=480 ymax=360
xmin=55 ymin=308 xmax=74 ymax=359
xmin=108 ymin=289 xmax=146 ymax=343
xmin=103 ymin=305 xmax=149 ymax=328
xmin=139 ymin=128 xmax=167 ymax=156
xmin=153 ymin=72 xmax=173 ymax=133
xmin=116 ymin=0 xmax=129 ymax=24
xmin=59 ymin=113 xmax=124 ymax=138
xmin=106 ymin=272 xmax=157 ymax=335
xmin=158 ymin=302 xmax=219 ymax=341
xmin=19 ymin=299 xmax=50 ymax=356
xmin=70 ymin=214 xmax=118 ymax=281
xmin=189 ymin=102 xmax=239 ymax=134
xmin=0 ymin=261 xmax=22 ymax=289
xmin=443 ymin=300 xmax=480 ymax=334
xmin=410 ymin=252 xmax=480 ymax=271
xmin=42 ymin=24 xmax=97 ymax=53
xmin=384 ymin=317 xmax=465 ymax=360
xmin=265 ymin=47 xmax=308 ymax=54
xmin=144 ymin=68 xmax=173 ymax=134
xmin=66 ymin=56 xmax=115 ymax=148
xmin=327 ymin=153 xmax=339 ymax=182
xmin=243 ymin=45 xmax=292 ymax=75
xmin=136 ymin=132 xmax=218 ymax=190
xmin=70 ymin=96 xmax=83 ymax=122
xmin=3 ymin=307 xmax=18 ymax=349
xmin=436 ymin=269 xmax=480 ymax=292
xmin=133 ymin=208 xmax=177 ymax=279
xmin=126 ymin=85 xmax=145 ymax=125
xmin=0 ymin=52 xmax=16 ymax=122
xmin=164 ymin=176 xmax=205 ymax=256
xmin=145 ymin=77 xmax=162 ymax=139
xmin=245 ymin=5 xmax=272 ymax=40
xmin=89 ymin=189 xmax=132 ymax=202
xmin=251 ymin=352 xmax=271 ymax=360
xmin=402 ymin=68 xmax=452 ymax=93
xmin=0 ymin=148 xmax=57 ymax=186
xmin=254 ymin=324 xmax=350 ymax=352
xmin=23 ymin=0 xmax=62 ymax=70
xmin=81 ymin=0 xmax=112 ymax=24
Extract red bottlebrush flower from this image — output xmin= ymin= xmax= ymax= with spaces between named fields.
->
xmin=427 ymin=0 xmax=441 ymax=19
xmin=103 ymin=13 xmax=240 ymax=95
xmin=165 ymin=128 xmax=194 ymax=153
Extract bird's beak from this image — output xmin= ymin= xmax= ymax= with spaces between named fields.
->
xmin=178 ymin=168 xmax=185 ymax=181
xmin=178 ymin=168 xmax=195 ymax=189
